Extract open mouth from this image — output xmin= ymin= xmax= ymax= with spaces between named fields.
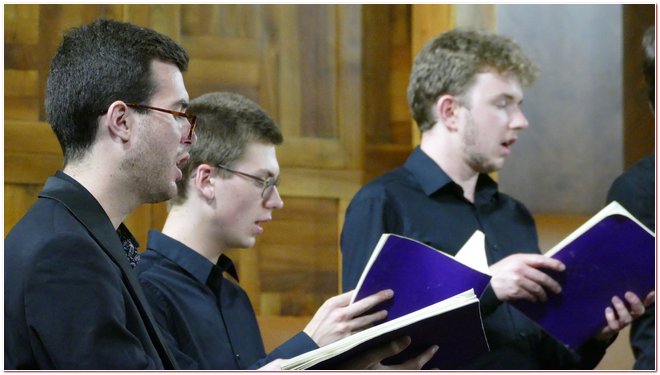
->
xmin=176 ymin=154 xmax=190 ymax=169
xmin=501 ymin=139 xmax=517 ymax=150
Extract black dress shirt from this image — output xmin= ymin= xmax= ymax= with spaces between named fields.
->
xmin=136 ymin=231 xmax=317 ymax=369
xmin=341 ymin=147 xmax=609 ymax=369
xmin=607 ymin=153 xmax=656 ymax=370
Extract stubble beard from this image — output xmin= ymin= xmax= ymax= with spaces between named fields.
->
xmin=119 ymin=123 xmax=177 ymax=204
xmin=462 ymin=113 xmax=501 ymax=174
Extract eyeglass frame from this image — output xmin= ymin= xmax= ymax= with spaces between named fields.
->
xmin=216 ymin=164 xmax=280 ymax=198
xmin=99 ymin=102 xmax=197 ymax=142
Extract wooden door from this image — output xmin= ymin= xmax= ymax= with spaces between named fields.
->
xmin=5 ymin=5 xmax=366 ymax=345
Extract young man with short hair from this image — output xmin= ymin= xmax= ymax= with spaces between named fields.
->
xmin=5 ymin=19 xmax=195 ymax=369
xmin=137 ymin=92 xmax=437 ymax=370
xmin=341 ymin=28 xmax=651 ymax=369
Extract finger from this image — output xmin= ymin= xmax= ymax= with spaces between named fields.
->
xmin=515 ymin=276 xmax=548 ymax=302
xmin=387 ymin=336 xmax=412 ymax=354
xmin=644 ymin=291 xmax=655 ymax=306
xmin=604 ymin=306 xmax=620 ymax=331
xmin=387 ymin=345 xmax=439 ymax=370
xmin=611 ymin=296 xmax=632 ymax=326
xmin=344 ymin=289 xmax=394 ymax=318
xmin=363 ymin=336 xmax=411 ymax=366
xmin=490 ymin=277 xmax=538 ymax=302
xmin=313 ymin=293 xmax=351 ymax=323
xmin=344 ymin=309 xmax=388 ymax=333
xmin=520 ymin=254 xmax=566 ymax=272
xmin=522 ymin=267 xmax=562 ymax=295
xmin=324 ymin=290 xmax=354 ymax=308
xmin=509 ymin=285 xmax=539 ymax=303
xmin=624 ymin=291 xmax=645 ymax=318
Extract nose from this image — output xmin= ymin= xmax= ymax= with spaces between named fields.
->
xmin=264 ymin=186 xmax=284 ymax=210
xmin=182 ymin=127 xmax=197 ymax=145
xmin=510 ymin=108 xmax=529 ymax=130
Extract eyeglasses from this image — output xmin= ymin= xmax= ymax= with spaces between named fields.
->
xmin=127 ymin=103 xmax=196 ymax=142
xmin=216 ymin=164 xmax=280 ymax=198
xmin=100 ymin=103 xmax=197 ymax=142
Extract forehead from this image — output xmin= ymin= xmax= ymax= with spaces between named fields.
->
xmin=235 ymin=142 xmax=279 ymax=172
xmin=148 ymin=60 xmax=189 ymax=106
xmin=467 ymin=71 xmax=524 ymax=101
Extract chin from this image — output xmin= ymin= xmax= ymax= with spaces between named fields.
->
xmin=243 ymin=237 xmax=257 ymax=249
xmin=479 ymin=159 xmax=504 ymax=174
xmin=144 ymin=183 xmax=177 ymax=204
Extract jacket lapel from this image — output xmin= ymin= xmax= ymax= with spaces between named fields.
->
xmin=39 ymin=173 xmax=179 ymax=369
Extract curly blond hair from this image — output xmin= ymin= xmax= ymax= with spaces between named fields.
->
xmin=407 ymin=29 xmax=538 ymax=131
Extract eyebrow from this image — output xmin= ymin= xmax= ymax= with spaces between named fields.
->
xmin=260 ymin=170 xmax=278 ymax=178
xmin=495 ymin=93 xmax=523 ymax=104
xmin=171 ymin=99 xmax=189 ymax=111
xmin=256 ymin=168 xmax=278 ymax=178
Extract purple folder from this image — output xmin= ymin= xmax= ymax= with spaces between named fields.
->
xmin=347 ymin=234 xmax=492 ymax=368
xmin=512 ymin=210 xmax=655 ymax=350
xmin=309 ymin=296 xmax=487 ymax=370
xmin=283 ymin=233 xmax=492 ymax=370
xmin=353 ymin=234 xmax=492 ymax=322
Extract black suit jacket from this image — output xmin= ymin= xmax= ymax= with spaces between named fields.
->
xmin=5 ymin=172 xmax=178 ymax=369
xmin=607 ymin=153 xmax=655 ymax=370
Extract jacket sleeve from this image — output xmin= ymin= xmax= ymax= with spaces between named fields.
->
xmin=607 ymin=170 xmax=655 ymax=369
xmin=24 ymin=233 xmax=162 ymax=369
xmin=630 ymin=305 xmax=655 ymax=369
xmin=247 ymin=332 xmax=318 ymax=369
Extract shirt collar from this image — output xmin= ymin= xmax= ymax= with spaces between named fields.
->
xmin=216 ymin=254 xmax=239 ymax=281
xmin=146 ymin=230 xmax=239 ymax=286
xmin=404 ymin=147 xmax=499 ymax=202
xmin=404 ymin=147 xmax=454 ymax=196
xmin=117 ymin=223 xmax=141 ymax=268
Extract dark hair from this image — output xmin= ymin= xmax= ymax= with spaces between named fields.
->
xmin=407 ymin=29 xmax=538 ymax=132
xmin=173 ymin=92 xmax=283 ymax=203
xmin=642 ymin=26 xmax=655 ymax=108
xmin=45 ymin=18 xmax=189 ymax=164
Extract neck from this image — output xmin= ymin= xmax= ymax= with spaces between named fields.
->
xmin=63 ymin=159 xmax=141 ymax=229
xmin=420 ymin=129 xmax=479 ymax=203
xmin=162 ymin=202 xmax=223 ymax=264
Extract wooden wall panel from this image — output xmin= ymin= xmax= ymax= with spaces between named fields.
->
xmin=4 ymin=5 xmax=362 ymax=332
xmin=253 ymin=198 xmax=337 ymax=315
xmin=4 ymin=184 xmax=42 ymax=235
xmin=361 ymin=5 xmax=456 ymax=183
xmin=410 ymin=5 xmax=455 ymax=148
xmin=297 ymin=5 xmax=338 ymax=139
xmin=362 ymin=5 xmax=414 ymax=183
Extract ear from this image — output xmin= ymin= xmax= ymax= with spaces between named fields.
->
xmin=434 ymin=95 xmax=461 ymax=131
xmin=193 ymin=164 xmax=216 ymax=202
xmin=104 ymin=101 xmax=132 ymax=142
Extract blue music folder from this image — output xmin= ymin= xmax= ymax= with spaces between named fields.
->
xmin=281 ymin=232 xmax=492 ymax=370
xmin=512 ymin=201 xmax=655 ymax=350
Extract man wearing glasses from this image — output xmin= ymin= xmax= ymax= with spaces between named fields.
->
xmin=5 ymin=19 xmax=194 ymax=369
xmin=135 ymin=92 xmax=438 ymax=370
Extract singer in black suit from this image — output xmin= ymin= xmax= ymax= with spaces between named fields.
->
xmin=5 ymin=19 xmax=194 ymax=369
xmin=5 ymin=172 xmax=177 ymax=369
